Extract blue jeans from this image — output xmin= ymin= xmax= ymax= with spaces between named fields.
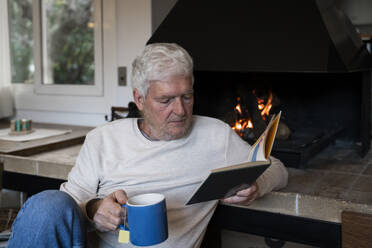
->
xmin=7 ymin=190 xmax=86 ymax=248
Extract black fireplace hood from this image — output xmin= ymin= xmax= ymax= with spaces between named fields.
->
xmin=147 ymin=0 xmax=372 ymax=73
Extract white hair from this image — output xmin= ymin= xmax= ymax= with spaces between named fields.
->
xmin=131 ymin=43 xmax=194 ymax=96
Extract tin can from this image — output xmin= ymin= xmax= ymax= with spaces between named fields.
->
xmin=15 ymin=120 xmax=21 ymax=132
xmin=21 ymin=119 xmax=29 ymax=131
xmin=10 ymin=120 xmax=16 ymax=132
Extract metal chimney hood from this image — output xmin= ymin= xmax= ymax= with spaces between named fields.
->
xmin=147 ymin=0 xmax=372 ymax=73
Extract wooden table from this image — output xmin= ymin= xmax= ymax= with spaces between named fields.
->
xmin=0 ymin=121 xmax=91 ymax=156
xmin=0 ymin=121 xmax=91 ymax=194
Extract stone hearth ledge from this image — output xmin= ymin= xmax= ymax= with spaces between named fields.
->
xmin=1 ymin=144 xmax=372 ymax=224
xmin=223 ymin=191 xmax=372 ymax=223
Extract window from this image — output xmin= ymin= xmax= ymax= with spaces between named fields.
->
xmin=8 ymin=0 xmax=103 ymax=95
xmin=8 ymin=0 xmax=34 ymax=84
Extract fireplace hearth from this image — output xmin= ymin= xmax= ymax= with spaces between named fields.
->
xmin=272 ymin=127 xmax=343 ymax=168
xmin=192 ymin=71 xmax=371 ymax=168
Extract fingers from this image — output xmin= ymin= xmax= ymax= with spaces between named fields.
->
xmin=113 ymin=190 xmax=128 ymax=205
xmin=221 ymin=183 xmax=259 ymax=205
xmin=221 ymin=192 xmax=258 ymax=204
xmin=92 ymin=190 xmax=127 ymax=232
xmin=94 ymin=210 xmax=122 ymax=232
xmin=236 ymin=183 xmax=257 ymax=197
xmin=221 ymin=195 xmax=246 ymax=203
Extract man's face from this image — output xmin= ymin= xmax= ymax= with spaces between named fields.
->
xmin=134 ymin=75 xmax=194 ymax=141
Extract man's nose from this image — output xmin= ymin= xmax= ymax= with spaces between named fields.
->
xmin=172 ymin=97 xmax=186 ymax=116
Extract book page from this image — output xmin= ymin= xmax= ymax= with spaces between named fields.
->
xmin=264 ymin=111 xmax=281 ymax=159
xmin=212 ymin=160 xmax=269 ymax=173
xmin=248 ymin=111 xmax=281 ymax=162
xmin=248 ymin=134 xmax=266 ymax=161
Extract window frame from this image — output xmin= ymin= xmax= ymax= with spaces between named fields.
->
xmin=31 ymin=0 xmax=103 ymax=96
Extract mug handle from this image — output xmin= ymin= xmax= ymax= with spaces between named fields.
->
xmin=118 ymin=204 xmax=130 ymax=244
xmin=120 ymin=204 xmax=129 ymax=231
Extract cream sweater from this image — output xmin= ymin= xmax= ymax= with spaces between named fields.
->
xmin=60 ymin=116 xmax=288 ymax=248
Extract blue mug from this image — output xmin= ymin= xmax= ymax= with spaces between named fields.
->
xmin=121 ymin=193 xmax=168 ymax=246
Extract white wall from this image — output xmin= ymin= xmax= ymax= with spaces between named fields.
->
xmin=12 ymin=0 xmax=152 ymax=127
xmin=115 ymin=0 xmax=152 ymax=108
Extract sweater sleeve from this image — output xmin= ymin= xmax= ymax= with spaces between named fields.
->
xmin=224 ymin=127 xmax=288 ymax=197
xmin=255 ymin=155 xmax=288 ymax=197
xmin=60 ymin=132 xmax=101 ymax=219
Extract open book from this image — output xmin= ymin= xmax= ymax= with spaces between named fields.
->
xmin=185 ymin=111 xmax=281 ymax=205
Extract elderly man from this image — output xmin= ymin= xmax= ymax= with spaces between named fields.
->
xmin=8 ymin=43 xmax=288 ymax=248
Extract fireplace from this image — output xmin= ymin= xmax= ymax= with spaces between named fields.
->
xmin=147 ymin=0 xmax=372 ymax=168
xmin=192 ymin=71 xmax=371 ymax=168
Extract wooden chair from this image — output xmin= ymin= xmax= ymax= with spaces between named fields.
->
xmin=109 ymin=102 xmax=140 ymax=121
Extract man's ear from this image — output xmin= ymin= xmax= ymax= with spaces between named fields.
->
xmin=133 ymin=89 xmax=145 ymax=111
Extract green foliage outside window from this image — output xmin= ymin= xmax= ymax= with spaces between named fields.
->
xmin=8 ymin=0 xmax=95 ymax=85
xmin=8 ymin=0 xmax=34 ymax=84
xmin=45 ymin=0 xmax=94 ymax=84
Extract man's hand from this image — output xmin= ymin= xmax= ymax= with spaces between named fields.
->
xmin=86 ymin=190 xmax=128 ymax=232
xmin=221 ymin=182 xmax=259 ymax=205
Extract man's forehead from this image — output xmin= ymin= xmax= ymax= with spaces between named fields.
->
xmin=154 ymin=91 xmax=194 ymax=100
xmin=149 ymin=75 xmax=192 ymax=84
xmin=148 ymin=77 xmax=193 ymax=95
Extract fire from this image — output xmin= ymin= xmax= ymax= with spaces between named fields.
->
xmin=248 ymin=120 xmax=253 ymax=128
xmin=235 ymin=104 xmax=242 ymax=114
xmin=258 ymin=91 xmax=273 ymax=120
xmin=232 ymin=119 xmax=251 ymax=130
xmin=232 ymin=90 xmax=273 ymax=136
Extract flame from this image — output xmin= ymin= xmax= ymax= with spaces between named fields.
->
xmin=257 ymin=91 xmax=273 ymax=120
xmin=247 ymin=120 xmax=253 ymax=128
xmin=232 ymin=90 xmax=273 ymax=136
xmin=232 ymin=118 xmax=251 ymax=136
xmin=232 ymin=119 xmax=247 ymax=130
xmin=235 ymin=104 xmax=242 ymax=114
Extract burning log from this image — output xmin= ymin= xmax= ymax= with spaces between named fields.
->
xmin=231 ymin=88 xmax=282 ymax=141
xmin=244 ymin=91 xmax=267 ymax=138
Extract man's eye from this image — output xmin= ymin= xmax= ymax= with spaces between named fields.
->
xmin=160 ymin=99 xmax=170 ymax=104
xmin=183 ymin=94 xmax=193 ymax=100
